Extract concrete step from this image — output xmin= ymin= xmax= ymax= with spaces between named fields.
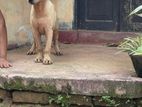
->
xmin=1 ymin=44 xmax=142 ymax=99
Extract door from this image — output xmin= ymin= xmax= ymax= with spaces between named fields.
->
xmin=77 ymin=0 xmax=120 ymax=31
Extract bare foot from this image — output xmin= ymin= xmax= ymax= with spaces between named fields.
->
xmin=0 ymin=58 xmax=12 ymax=68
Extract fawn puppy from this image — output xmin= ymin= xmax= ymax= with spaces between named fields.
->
xmin=27 ymin=0 xmax=62 ymax=65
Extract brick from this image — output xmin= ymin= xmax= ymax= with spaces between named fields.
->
xmin=46 ymin=105 xmax=59 ymax=107
xmin=0 ymin=103 xmax=11 ymax=107
xmin=70 ymin=95 xmax=92 ymax=106
xmin=0 ymin=99 xmax=12 ymax=107
xmin=12 ymin=104 xmax=41 ymax=107
xmin=11 ymin=104 xmax=58 ymax=107
xmin=12 ymin=91 xmax=50 ymax=104
xmin=0 ymin=89 xmax=10 ymax=100
xmin=136 ymin=99 xmax=142 ymax=107
xmin=71 ymin=105 xmax=91 ymax=107
xmin=92 ymin=97 xmax=136 ymax=107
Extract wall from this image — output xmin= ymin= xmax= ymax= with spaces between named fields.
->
xmin=52 ymin=0 xmax=74 ymax=30
xmin=0 ymin=0 xmax=31 ymax=45
xmin=0 ymin=89 xmax=141 ymax=107
xmin=0 ymin=0 xmax=74 ymax=46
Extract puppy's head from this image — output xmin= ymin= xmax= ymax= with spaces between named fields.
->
xmin=28 ymin=0 xmax=41 ymax=5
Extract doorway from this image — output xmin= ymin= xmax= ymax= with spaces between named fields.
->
xmin=76 ymin=0 xmax=120 ymax=31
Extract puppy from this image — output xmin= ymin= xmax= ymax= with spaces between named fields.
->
xmin=27 ymin=0 xmax=62 ymax=65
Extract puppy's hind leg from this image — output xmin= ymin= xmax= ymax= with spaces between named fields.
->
xmin=53 ymin=30 xmax=63 ymax=56
xmin=27 ymin=41 xmax=36 ymax=55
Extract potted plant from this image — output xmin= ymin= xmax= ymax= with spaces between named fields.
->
xmin=118 ymin=5 xmax=142 ymax=77
xmin=118 ymin=36 xmax=142 ymax=77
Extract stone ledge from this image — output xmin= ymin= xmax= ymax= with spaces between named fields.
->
xmin=0 ymin=75 xmax=141 ymax=98
xmin=1 ymin=44 xmax=142 ymax=102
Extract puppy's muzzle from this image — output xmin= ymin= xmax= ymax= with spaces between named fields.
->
xmin=28 ymin=0 xmax=35 ymax=4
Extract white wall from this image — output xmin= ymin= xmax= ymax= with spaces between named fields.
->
xmin=0 ymin=0 xmax=74 ymax=46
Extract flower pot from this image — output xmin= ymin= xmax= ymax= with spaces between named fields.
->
xmin=130 ymin=55 xmax=142 ymax=77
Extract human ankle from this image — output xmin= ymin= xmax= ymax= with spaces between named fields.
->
xmin=0 ymin=55 xmax=7 ymax=60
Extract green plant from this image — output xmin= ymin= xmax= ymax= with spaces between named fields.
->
xmin=118 ymin=36 xmax=142 ymax=55
xmin=99 ymin=96 xmax=120 ymax=107
xmin=48 ymin=94 xmax=71 ymax=107
xmin=119 ymin=4 xmax=142 ymax=55
xmin=129 ymin=5 xmax=142 ymax=17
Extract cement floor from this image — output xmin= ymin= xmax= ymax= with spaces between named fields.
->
xmin=1 ymin=44 xmax=135 ymax=79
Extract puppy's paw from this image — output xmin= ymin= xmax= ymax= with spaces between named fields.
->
xmin=27 ymin=49 xmax=36 ymax=55
xmin=43 ymin=54 xmax=53 ymax=65
xmin=55 ymin=51 xmax=63 ymax=56
xmin=34 ymin=53 xmax=43 ymax=63
xmin=43 ymin=58 xmax=53 ymax=65
xmin=35 ymin=57 xmax=43 ymax=63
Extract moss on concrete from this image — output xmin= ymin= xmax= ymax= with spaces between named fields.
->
xmin=3 ymin=78 xmax=24 ymax=90
xmin=3 ymin=77 xmax=58 ymax=94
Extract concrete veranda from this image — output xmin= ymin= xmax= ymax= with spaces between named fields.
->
xmin=0 ymin=44 xmax=142 ymax=98
xmin=4 ymin=44 xmax=135 ymax=77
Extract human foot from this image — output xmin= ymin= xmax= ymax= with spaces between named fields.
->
xmin=0 ymin=58 xmax=12 ymax=68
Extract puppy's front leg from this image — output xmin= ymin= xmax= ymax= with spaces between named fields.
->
xmin=43 ymin=28 xmax=53 ymax=65
xmin=33 ymin=29 xmax=43 ymax=63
